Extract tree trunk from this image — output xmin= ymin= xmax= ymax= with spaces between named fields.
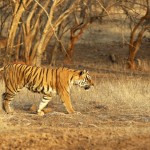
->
xmin=64 ymin=22 xmax=89 ymax=64
xmin=15 ymin=28 xmax=22 ymax=61
xmin=128 ymin=5 xmax=149 ymax=70
xmin=50 ymin=42 xmax=59 ymax=66
xmin=49 ymin=23 xmax=64 ymax=66
xmin=35 ymin=0 xmax=78 ymax=66
xmin=5 ymin=0 xmax=32 ymax=63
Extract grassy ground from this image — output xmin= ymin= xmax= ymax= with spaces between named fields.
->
xmin=0 ymin=69 xmax=150 ymax=149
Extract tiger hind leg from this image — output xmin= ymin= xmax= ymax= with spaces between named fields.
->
xmin=2 ymin=93 xmax=14 ymax=114
xmin=37 ymin=95 xmax=52 ymax=116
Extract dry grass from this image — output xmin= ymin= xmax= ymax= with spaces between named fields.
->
xmin=73 ymin=75 xmax=150 ymax=114
xmin=101 ymin=77 xmax=150 ymax=113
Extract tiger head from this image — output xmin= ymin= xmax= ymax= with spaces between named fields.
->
xmin=72 ymin=70 xmax=94 ymax=90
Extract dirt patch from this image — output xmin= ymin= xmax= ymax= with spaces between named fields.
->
xmin=0 ymin=111 xmax=150 ymax=150
xmin=0 ymin=95 xmax=150 ymax=150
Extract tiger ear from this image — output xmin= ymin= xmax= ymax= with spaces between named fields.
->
xmin=79 ymin=70 xmax=84 ymax=76
xmin=83 ymin=70 xmax=87 ymax=73
xmin=79 ymin=70 xmax=86 ymax=76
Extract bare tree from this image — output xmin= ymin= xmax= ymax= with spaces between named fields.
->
xmin=35 ymin=0 xmax=80 ymax=66
xmin=1 ymin=0 xmax=149 ymax=68
xmin=64 ymin=1 xmax=91 ymax=64
xmin=122 ymin=0 xmax=150 ymax=69
xmin=5 ymin=0 xmax=32 ymax=63
xmin=64 ymin=0 xmax=122 ymax=64
xmin=1 ymin=0 xmax=80 ymax=66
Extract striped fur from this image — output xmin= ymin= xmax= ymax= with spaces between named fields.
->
xmin=0 ymin=64 xmax=94 ymax=115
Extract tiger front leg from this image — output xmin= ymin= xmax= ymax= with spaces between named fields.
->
xmin=37 ymin=95 xmax=52 ymax=116
xmin=2 ymin=93 xmax=14 ymax=114
xmin=60 ymin=93 xmax=75 ymax=114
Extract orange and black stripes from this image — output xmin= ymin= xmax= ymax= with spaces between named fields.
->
xmin=1 ymin=63 xmax=93 ymax=115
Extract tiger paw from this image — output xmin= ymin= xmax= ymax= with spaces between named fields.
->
xmin=37 ymin=111 xmax=45 ymax=116
xmin=74 ymin=111 xmax=82 ymax=115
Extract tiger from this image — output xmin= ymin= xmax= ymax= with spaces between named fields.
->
xmin=0 ymin=64 xmax=94 ymax=116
